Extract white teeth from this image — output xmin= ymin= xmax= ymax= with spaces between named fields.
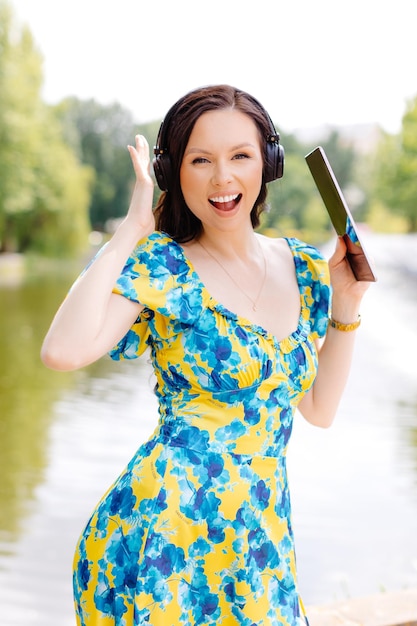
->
xmin=210 ymin=194 xmax=239 ymax=203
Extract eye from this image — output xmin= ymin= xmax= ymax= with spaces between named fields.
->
xmin=232 ymin=153 xmax=250 ymax=160
xmin=191 ymin=157 xmax=210 ymax=164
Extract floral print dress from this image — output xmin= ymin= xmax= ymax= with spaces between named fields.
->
xmin=73 ymin=231 xmax=331 ymax=626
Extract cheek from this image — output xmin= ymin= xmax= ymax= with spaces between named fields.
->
xmin=244 ymin=156 xmax=263 ymax=184
xmin=248 ymin=167 xmax=263 ymax=198
xmin=180 ymin=167 xmax=206 ymax=204
xmin=179 ymin=170 xmax=204 ymax=216
xmin=179 ymin=180 xmax=193 ymax=208
xmin=179 ymin=167 xmax=195 ymax=196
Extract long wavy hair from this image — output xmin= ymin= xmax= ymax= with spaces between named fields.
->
xmin=154 ymin=84 xmax=275 ymax=243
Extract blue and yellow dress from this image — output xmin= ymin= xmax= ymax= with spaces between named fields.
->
xmin=73 ymin=231 xmax=330 ymax=626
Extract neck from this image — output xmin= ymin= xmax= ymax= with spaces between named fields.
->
xmin=197 ymin=226 xmax=259 ymax=260
xmin=196 ymin=229 xmax=267 ymax=312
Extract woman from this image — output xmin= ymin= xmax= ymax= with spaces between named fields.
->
xmin=41 ymin=85 xmax=370 ymax=625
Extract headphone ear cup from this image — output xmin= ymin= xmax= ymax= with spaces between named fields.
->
xmin=264 ymin=141 xmax=285 ymax=183
xmin=153 ymin=152 xmax=172 ymax=192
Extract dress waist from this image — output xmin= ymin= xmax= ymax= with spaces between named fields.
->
xmin=152 ymin=419 xmax=290 ymax=459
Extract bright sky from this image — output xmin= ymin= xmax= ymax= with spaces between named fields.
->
xmin=10 ymin=0 xmax=417 ymax=134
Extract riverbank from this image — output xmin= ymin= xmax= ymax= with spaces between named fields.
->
xmin=308 ymin=588 xmax=417 ymax=625
xmin=0 ymin=251 xmax=88 ymax=286
xmin=0 ymin=252 xmax=25 ymax=285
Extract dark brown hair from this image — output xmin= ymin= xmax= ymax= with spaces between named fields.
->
xmin=154 ymin=84 xmax=274 ymax=243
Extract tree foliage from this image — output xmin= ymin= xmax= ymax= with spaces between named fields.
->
xmin=56 ymin=98 xmax=164 ymax=231
xmin=0 ymin=1 xmax=91 ymax=255
xmin=55 ymin=98 xmax=157 ymax=230
xmin=373 ymin=95 xmax=417 ymax=232
xmin=262 ymin=128 xmax=357 ymax=243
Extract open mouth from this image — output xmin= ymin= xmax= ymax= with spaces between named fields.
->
xmin=209 ymin=193 xmax=242 ymax=211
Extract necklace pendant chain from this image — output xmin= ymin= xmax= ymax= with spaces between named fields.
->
xmin=198 ymin=239 xmax=267 ymax=311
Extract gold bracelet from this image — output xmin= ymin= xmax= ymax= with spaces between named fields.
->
xmin=329 ymin=315 xmax=361 ymax=332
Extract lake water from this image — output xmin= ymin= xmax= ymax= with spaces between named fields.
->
xmin=0 ymin=233 xmax=416 ymax=624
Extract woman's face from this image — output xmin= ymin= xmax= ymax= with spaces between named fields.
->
xmin=179 ymin=108 xmax=264 ymax=232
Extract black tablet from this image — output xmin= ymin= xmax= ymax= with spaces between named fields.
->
xmin=305 ymin=146 xmax=377 ymax=282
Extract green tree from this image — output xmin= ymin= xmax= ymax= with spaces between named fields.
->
xmin=264 ymin=152 xmax=329 ymax=243
xmin=55 ymin=98 xmax=165 ymax=230
xmin=22 ymin=111 xmax=94 ymax=256
xmin=374 ymin=96 xmax=417 ymax=232
xmin=55 ymin=98 xmax=141 ymax=230
xmin=260 ymin=127 xmax=364 ymax=243
xmin=310 ymin=129 xmax=355 ymax=190
xmin=0 ymin=1 xmax=41 ymax=248
xmin=0 ymin=1 xmax=92 ymax=255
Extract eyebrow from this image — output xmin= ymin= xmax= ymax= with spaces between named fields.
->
xmin=184 ymin=142 xmax=257 ymax=156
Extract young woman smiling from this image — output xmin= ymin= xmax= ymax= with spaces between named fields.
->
xmin=42 ymin=84 xmax=370 ymax=626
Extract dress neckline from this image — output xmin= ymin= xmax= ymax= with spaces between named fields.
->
xmin=172 ymin=234 xmax=310 ymax=351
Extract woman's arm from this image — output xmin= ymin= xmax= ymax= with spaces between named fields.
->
xmin=297 ymin=237 xmax=371 ymax=427
xmin=41 ymin=136 xmax=155 ymax=372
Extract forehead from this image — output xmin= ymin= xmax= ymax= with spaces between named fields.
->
xmin=187 ymin=108 xmax=262 ymax=146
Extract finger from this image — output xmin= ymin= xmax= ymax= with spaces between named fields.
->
xmin=335 ymin=235 xmax=346 ymax=253
xmin=128 ymin=136 xmax=151 ymax=177
xmin=331 ymin=236 xmax=348 ymax=263
xmin=127 ymin=135 xmax=149 ymax=154
xmin=135 ymin=134 xmax=149 ymax=151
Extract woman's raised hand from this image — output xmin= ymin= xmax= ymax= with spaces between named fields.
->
xmin=126 ymin=134 xmax=155 ymax=237
xmin=328 ymin=236 xmax=371 ymax=322
xmin=40 ymin=135 xmax=157 ymax=371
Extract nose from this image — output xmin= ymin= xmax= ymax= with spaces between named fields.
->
xmin=212 ymin=160 xmax=233 ymax=186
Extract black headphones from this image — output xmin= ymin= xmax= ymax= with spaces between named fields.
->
xmin=153 ymin=93 xmax=284 ymax=192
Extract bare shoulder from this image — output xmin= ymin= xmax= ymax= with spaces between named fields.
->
xmin=257 ymin=234 xmax=295 ymax=273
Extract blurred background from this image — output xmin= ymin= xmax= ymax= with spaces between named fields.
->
xmin=0 ymin=0 xmax=417 ymax=624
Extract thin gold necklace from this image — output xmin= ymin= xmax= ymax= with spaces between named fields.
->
xmin=198 ymin=238 xmax=267 ymax=311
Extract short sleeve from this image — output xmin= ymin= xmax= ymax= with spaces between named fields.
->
xmin=287 ymin=238 xmax=331 ymax=341
xmin=109 ymin=231 xmax=203 ymax=361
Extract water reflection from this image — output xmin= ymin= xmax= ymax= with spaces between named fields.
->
xmin=0 ymin=276 xmax=73 ymax=541
xmin=0 ymin=234 xmax=416 ymax=625
xmin=290 ymin=233 xmax=417 ymax=602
